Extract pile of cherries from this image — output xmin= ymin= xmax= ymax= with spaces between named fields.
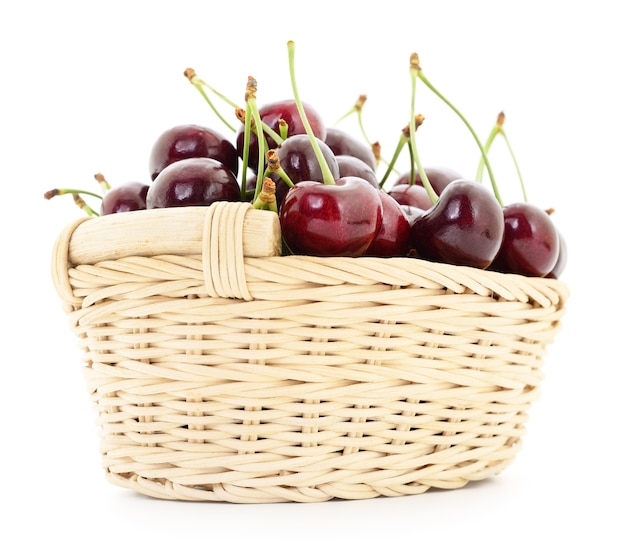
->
xmin=46 ymin=42 xmax=566 ymax=280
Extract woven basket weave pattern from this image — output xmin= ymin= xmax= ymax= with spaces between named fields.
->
xmin=52 ymin=202 xmax=568 ymax=503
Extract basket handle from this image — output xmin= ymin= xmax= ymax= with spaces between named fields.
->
xmin=202 ymin=201 xmax=274 ymax=300
xmin=51 ymin=202 xmax=282 ymax=304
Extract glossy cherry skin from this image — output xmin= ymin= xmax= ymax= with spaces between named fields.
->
xmin=236 ymin=99 xmax=326 ymax=171
xmin=546 ymin=231 xmax=567 ymax=279
xmin=148 ymin=124 xmax=239 ymax=181
xmin=100 ymin=182 xmax=149 ymax=215
xmin=269 ymin=135 xmax=340 ymax=210
xmin=400 ymin=204 xmax=425 ymax=226
xmin=490 ymin=203 xmax=559 ymax=277
xmin=365 ymin=191 xmax=411 ymax=257
xmin=387 ymin=183 xmax=434 ymax=211
xmin=395 ymin=166 xmax=463 ymax=196
xmin=324 ymin=127 xmax=377 ymax=170
xmin=279 ymin=176 xmax=383 ymax=257
xmin=336 ymin=155 xmax=379 ymax=188
xmin=146 ymin=157 xmax=240 ymax=209
xmin=409 ymin=179 xmax=504 ymax=269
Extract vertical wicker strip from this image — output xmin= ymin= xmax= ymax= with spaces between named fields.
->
xmin=51 ymin=202 xmax=568 ymax=502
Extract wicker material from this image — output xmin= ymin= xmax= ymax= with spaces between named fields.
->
xmin=52 ymin=201 xmax=568 ymax=503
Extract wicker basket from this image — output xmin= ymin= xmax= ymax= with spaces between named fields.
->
xmin=51 ymin=201 xmax=568 ymax=503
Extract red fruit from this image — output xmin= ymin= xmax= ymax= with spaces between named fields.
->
xmin=146 ymin=157 xmax=240 ymax=209
xmin=279 ymin=176 xmax=383 ymax=257
xmin=365 ymin=191 xmax=411 ymax=257
xmin=387 ymin=183 xmax=434 ymax=211
xmin=324 ymin=127 xmax=377 ymax=170
xmin=100 ymin=181 xmax=149 ymax=215
xmin=336 ymin=155 xmax=379 ymax=188
xmin=269 ymin=135 xmax=340 ymax=209
xmin=395 ymin=166 xmax=463 ymax=196
xmin=546 ymin=231 xmax=567 ymax=279
xmin=148 ymin=124 xmax=239 ymax=181
xmin=490 ymin=203 xmax=560 ymax=277
xmin=236 ymin=99 xmax=326 ymax=171
xmin=410 ymin=179 xmax=504 ymax=269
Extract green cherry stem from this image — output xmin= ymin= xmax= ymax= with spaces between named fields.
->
xmin=44 ymin=188 xmax=103 ymax=201
xmin=377 ymin=133 xmax=408 ymax=189
xmin=239 ymin=106 xmax=253 ymax=200
xmin=265 ymin=150 xmax=296 ymax=188
xmin=478 ymin=112 xmax=527 ymax=202
xmin=335 ymin=94 xmax=389 ymax=171
xmin=413 ymin=53 xmax=504 ymax=206
xmin=184 ymin=68 xmax=237 ymax=133
xmin=252 ymin=177 xmax=278 ymax=212
xmin=93 ymin=173 xmax=111 ymax=194
xmin=245 ymin=76 xmax=267 ymax=202
xmin=185 ymin=67 xmax=284 ymax=148
xmin=408 ymin=54 xmax=438 ymax=204
xmin=72 ymin=194 xmax=100 ymax=217
xmin=287 ymin=40 xmax=335 ymax=185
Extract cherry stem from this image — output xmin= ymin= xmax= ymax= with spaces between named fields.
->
xmin=184 ymin=68 xmax=237 ymax=133
xmin=287 ymin=40 xmax=335 ymax=185
xmin=185 ymin=68 xmax=284 ymax=149
xmin=93 ymin=173 xmax=111 ymax=193
xmin=335 ymin=95 xmax=389 ymax=170
xmin=413 ymin=53 xmax=504 ymax=206
xmin=478 ymin=112 xmax=527 ymax=202
xmin=72 ymin=194 xmax=99 ymax=217
xmin=240 ymin=106 xmax=252 ymax=200
xmin=265 ymin=149 xmax=295 ymax=188
xmin=252 ymin=177 xmax=278 ymax=213
xmin=245 ymin=76 xmax=267 ymax=202
xmin=378 ymin=133 xmax=408 ymax=189
xmin=409 ymin=55 xmax=438 ymax=204
xmin=44 ymin=188 xmax=103 ymax=201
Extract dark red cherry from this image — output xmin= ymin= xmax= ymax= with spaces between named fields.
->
xmin=336 ymin=154 xmax=379 ymax=188
xmin=490 ymin=203 xmax=560 ymax=277
xmin=146 ymin=157 xmax=240 ymax=208
xmin=410 ymin=179 xmax=504 ymax=269
xmin=269 ymin=134 xmax=340 ymax=209
xmin=400 ymin=204 xmax=425 ymax=226
xmin=546 ymin=231 xmax=567 ymax=279
xmin=236 ymin=99 xmax=326 ymax=171
xmin=365 ymin=191 xmax=411 ymax=257
xmin=324 ymin=127 xmax=377 ymax=170
xmin=149 ymin=124 xmax=239 ymax=181
xmin=387 ymin=183 xmax=434 ymax=211
xmin=100 ymin=181 xmax=149 ymax=215
xmin=279 ymin=176 xmax=383 ymax=257
xmin=395 ymin=166 xmax=463 ymax=196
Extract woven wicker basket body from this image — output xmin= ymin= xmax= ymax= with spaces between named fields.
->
xmin=52 ymin=202 xmax=568 ymax=503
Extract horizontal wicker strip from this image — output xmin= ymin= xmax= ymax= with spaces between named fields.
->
xmin=52 ymin=202 xmax=569 ymax=502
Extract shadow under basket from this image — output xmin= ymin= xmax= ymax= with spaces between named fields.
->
xmin=51 ymin=201 xmax=569 ymax=503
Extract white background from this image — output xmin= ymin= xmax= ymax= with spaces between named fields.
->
xmin=2 ymin=1 xmax=624 ymax=553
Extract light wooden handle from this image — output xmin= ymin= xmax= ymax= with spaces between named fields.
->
xmin=66 ymin=203 xmax=282 ymax=265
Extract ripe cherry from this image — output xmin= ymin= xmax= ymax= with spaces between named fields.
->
xmin=146 ymin=157 xmax=240 ymax=208
xmin=546 ymin=231 xmax=567 ymax=279
xmin=490 ymin=203 xmax=560 ymax=277
xmin=236 ymin=99 xmax=326 ymax=171
xmin=410 ymin=179 xmax=505 ymax=269
xmin=100 ymin=181 xmax=149 ymax=215
xmin=335 ymin=154 xmax=379 ymax=188
xmin=280 ymin=176 xmax=383 ymax=256
xmin=324 ymin=127 xmax=377 ymax=170
xmin=148 ymin=124 xmax=239 ymax=181
xmin=269 ymin=134 xmax=340 ymax=209
xmin=394 ymin=165 xmax=463 ymax=196
xmin=365 ymin=191 xmax=411 ymax=256
xmin=387 ymin=183 xmax=433 ymax=211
